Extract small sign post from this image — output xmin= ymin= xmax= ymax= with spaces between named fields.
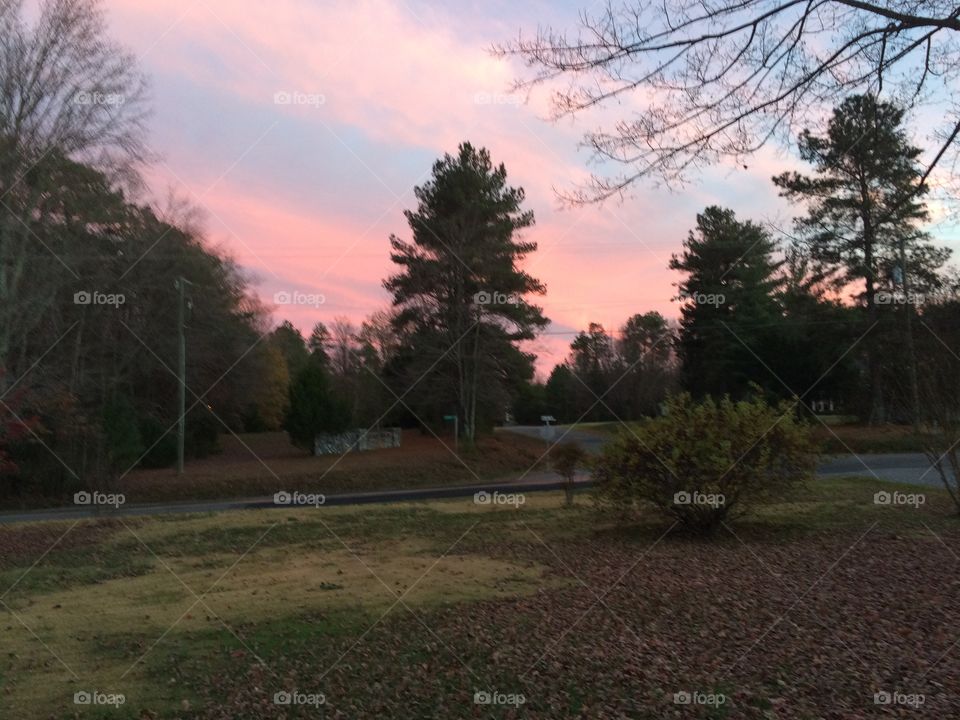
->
xmin=540 ymin=415 xmax=556 ymax=441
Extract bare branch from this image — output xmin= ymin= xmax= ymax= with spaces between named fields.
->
xmin=498 ymin=0 xmax=960 ymax=204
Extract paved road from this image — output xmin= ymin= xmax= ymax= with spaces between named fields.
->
xmin=505 ymin=425 xmax=952 ymax=487
xmin=0 ymin=428 xmax=949 ymax=526
xmin=506 ymin=424 xmax=608 ymax=454
xmin=817 ymin=452 xmax=950 ymax=487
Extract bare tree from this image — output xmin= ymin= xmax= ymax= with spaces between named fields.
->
xmin=0 ymin=0 xmax=149 ymax=387
xmin=0 ymin=0 xmax=149 ymax=185
xmin=329 ymin=316 xmax=357 ymax=377
xmin=357 ymin=309 xmax=401 ymax=369
xmin=496 ymin=1 xmax=960 ymax=203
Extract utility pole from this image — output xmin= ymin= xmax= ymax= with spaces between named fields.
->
xmin=176 ymin=276 xmax=188 ymax=475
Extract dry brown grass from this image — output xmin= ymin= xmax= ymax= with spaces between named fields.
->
xmin=117 ymin=430 xmax=546 ymax=504
xmin=0 ymin=502 xmax=557 ymax=718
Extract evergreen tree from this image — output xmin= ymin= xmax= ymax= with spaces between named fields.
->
xmin=308 ymin=322 xmax=332 ymax=363
xmin=777 ymin=245 xmax=862 ymax=411
xmin=384 ymin=142 xmax=548 ymax=443
xmin=670 ymin=207 xmax=783 ymax=399
xmin=568 ymin=323 xmax=621 ymax=421
xmin=284 ymin=359 xmax=350 ymax=453
xmin=617 ymin=312 xmax=676 ymax=417
xmin=545 ymin=364 xmax=579 ymax=423
xmin=270 ymin=321 xmax=311 ymax=380
xmin=773 ymin=94 xmax=948 ymax=423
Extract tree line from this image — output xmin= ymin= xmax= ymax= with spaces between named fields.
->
xmin=285 ymin=92 xmax=958 ymax=444
xmin=3 ymin=0 xmax=960 ymax=509
xmin=520 ymin=94 xmax=957 ymax=428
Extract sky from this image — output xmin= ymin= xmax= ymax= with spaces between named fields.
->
xmin=102 ymin=0 xmax=959 ymax=378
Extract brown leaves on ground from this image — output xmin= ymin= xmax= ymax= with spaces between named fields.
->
xmin=190 ymin=527 xmax=960 ymax=719
xmin=0 ymin=519 xmax=127 ymax=570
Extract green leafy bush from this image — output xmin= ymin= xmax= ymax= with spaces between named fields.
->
xmin=593 ymin=393 xmax=816 ymax=533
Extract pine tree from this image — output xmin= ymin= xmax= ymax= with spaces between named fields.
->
xmin=284 ymin=359 xmax=350 ymax=453
xmin=773 ymin=94 xmax=948 ymax=424
xmin=669 ymin=206 xmax=783 ymax=399
xmin=384 ymin=143 xmax=548 ymax=444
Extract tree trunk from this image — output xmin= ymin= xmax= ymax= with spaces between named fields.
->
xmin=899 ymin=239 xmax=921 ymax=430
xmin=465 ymin=320 xmax=481 ymax=446
xmin=862 ymin=200 xmax=884 ymax=425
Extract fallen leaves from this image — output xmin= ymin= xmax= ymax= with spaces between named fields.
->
xmin=184 ymin=526 xmax=960 ymax=718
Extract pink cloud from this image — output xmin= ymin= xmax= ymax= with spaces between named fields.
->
xmin=107 ymin=0 xmax=815 ymax=376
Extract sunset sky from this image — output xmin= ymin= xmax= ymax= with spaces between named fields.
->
xmin=104 ymin=0 xmax=959 ymax=377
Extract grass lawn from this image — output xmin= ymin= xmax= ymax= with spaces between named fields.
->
xmin=1 ymin=476 xmax=959 ymax=718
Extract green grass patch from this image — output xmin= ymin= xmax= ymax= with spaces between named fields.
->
xmin=0 ymin=535 xmax=154 ymax=598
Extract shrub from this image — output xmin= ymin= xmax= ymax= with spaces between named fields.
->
xmin=593 ymin=393 xmax=816 ymax=533
xmin=4 ymin=385 xmax=92 ymax=501
xmin=551 ymin=441 xmax=586 ymax=507
xmin=285 ymin=360 xmax=351 ymax=453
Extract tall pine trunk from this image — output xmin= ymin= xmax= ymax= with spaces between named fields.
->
xmin=862 ymin=192 xmax=884 ymax=425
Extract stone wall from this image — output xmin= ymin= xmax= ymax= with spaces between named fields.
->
xmin=313 ymin=427 xmax=402 ymax=456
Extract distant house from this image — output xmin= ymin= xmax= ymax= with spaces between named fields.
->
xmin=812 ymin=399 xmax=836 ymax=414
